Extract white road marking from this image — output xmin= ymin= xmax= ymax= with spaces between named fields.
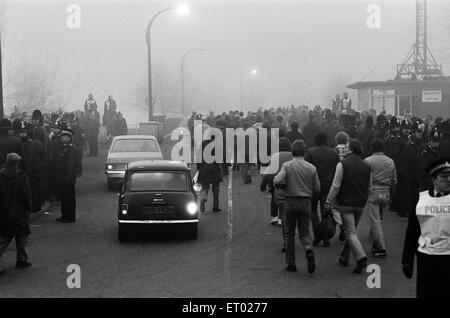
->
xmin=224 ymin=164 xmax=233 ymax=293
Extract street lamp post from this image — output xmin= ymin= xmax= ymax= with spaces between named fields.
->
xmin=180 ymin=48 xmax=205 ymax=117
xmin=146 ymin=5 xmax=189 ymax=122
xmin=239 ymin=69 xmax=258 ymax=112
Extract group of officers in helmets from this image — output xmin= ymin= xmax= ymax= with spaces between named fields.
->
xmin=0 ymin=109 xmax=79 ymax=223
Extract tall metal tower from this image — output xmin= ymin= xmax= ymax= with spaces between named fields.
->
xmin=396 ymin=0 xmax=444 ymax=79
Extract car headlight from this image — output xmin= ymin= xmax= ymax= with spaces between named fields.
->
xmin=106 ymin=164 xmax=115 ymax=170
xmin=121 ymin=204 xmax=128 ymax=215
xmin=186 ymin=202 xmax=197 ymax=215
xmin=193 ymin=183 xmax=202 ymax=192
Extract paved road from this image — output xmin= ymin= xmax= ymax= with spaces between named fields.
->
xmin=0 ymin=142 xmax=415 ymax=297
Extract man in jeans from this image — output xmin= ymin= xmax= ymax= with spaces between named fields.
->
xmin=274 ymin=140 xmax=320 ymax=273
xmin=364 ymin=139 xmax=397 ymax=258
xmin=326 ymin=140 xmax=371 ymax=274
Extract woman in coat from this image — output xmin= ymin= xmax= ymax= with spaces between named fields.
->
xmin=0 ymin=153 xmax=32 ymax=275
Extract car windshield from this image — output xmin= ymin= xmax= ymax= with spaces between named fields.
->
xmin=128 ymin=171 xmax=188 ymax=191
xmin=111 ymin=139 xmax=159 ymax=153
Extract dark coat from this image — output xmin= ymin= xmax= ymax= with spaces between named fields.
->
xmin=285 ymin=129 xmax=304 ymax=144
xmin=197 ymin=140 xmax=223 ymax=184
xmin=56 ymin=143 xmax=78 ymax=185
xmin=21 ymin=138 xmax=45 ymax=179
xmin=404 ymin=137 xmax=424 ymax=184
xmin=302 ymin=122 xmax=322 ymax=149
xmin=0 ymin=169 xmax=32 ymax=237
xmin=305 ymin=145 xmax=340 ymax=194
xmin=0 ymin=132 xmax=23 ymax=166
xmin=439 ymin=136 xmax=450 ymax=158
xmin=357 ymin=127 xmax=374 ymax=159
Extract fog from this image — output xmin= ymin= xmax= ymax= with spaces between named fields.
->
xmin=2 ymin=0 xmax=450 ymax=124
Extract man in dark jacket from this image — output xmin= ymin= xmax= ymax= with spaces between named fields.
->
xmin=32 ymin=109 xmax=51 ymax=205
xmin=197 ymin=138 xmax=223 ymax=212
xmin=114 ymin=112 xmax=128 ymax=136
xmin=305 ymin=133 xmax=340 ymax=247
xmin=14 ymin=121 xmax=44 ymax=213
xmin=357 ymin=116 xmax=374 ymax=159
xmin=55 ymin=128 xmax=78 ymax=223
xmin=326 ymin=140 xmax=371 ymax=273
xmin=0 ymin=119 xmax=23 ymax=167
xmin=0 ymin=153 xmax=32 ymax=275
xmin=302 ymin=113 xmax=322 ymax=149
xmin=285 ymin=121 xmax=304 ymax=144
xmin=85 ymin=108 xmax=100 ymax=157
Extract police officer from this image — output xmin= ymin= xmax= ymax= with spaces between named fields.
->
xmin=48 ymin=119 xmax=65 ymax=202
xmin=13 ymin=120 xmax=44 ymax=213
xmin=420 ymin=128 xmax=441 ymax=192
xmin=402 ymin=121 xmax=424 ymax=218
xmin=402 ymin=157 xmax=450 ymax=298
xmin=439 ymin=119 xmax=450 ymax=158
xmin=55 ymin=128 xmax=78 ymax=223
xmin=70 ymin=116 xmax=85 ymax=177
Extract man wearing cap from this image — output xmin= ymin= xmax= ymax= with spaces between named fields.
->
xmin=14 ymin=121 xmax=45 ymax=213
xmin=402 ymin=157 xmax=450 ymax=298
xmin=420 ymin=128 xmax=441 ymax=192
xmin=55 ymin=128 xmax=78 ymax=223
xmin=0 ymin=153 xmax=33 ymax=275
xmin=0 ymin=118 xmax=22 ymax=166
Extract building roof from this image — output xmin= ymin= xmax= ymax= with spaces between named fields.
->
xmin=347 ymin=78 xmax=450 ymax=90
xmin=127 ymin=160 xmax=190 ymax=171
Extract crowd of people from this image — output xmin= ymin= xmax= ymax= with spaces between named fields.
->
xmin=0 ymin=94 xmax=128 ymax=275
xmin=192 ymin=103 xmax=450 ymax=297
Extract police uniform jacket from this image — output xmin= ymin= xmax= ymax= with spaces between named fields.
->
xmin=56 ymin=143 xmax=78 ymax=185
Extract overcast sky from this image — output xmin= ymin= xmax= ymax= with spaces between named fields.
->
xmin=2 ymin=0 xmax=450 ymax=124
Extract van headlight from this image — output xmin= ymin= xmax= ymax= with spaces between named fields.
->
xmin=186 ymin=202 xmax=197 ymax=215
xmin=106 ymin=164 xmax=115 ymax=170
xmin=193 ymin=183 xmax=202 ymax=192
xmin=121 ymin=204 xmax=128 ymax=215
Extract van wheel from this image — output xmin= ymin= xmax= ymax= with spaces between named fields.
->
xmin=118 ymin=224 xmax=130 ymax=242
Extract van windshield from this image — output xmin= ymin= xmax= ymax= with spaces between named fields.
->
xmin=111 ymin=139 xmax=159 ymax=153
xmin=128 ymin=171 xmax=188 ymax=191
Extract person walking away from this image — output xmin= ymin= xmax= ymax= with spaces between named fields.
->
xmin=325 ymin=140 xmax=371 ymax=273
xmin=260 ymin=137 xmax=293 ymax=250
xmin=334 ymin=131 xmax=350 ymax=161
xmin=114 ymin=112 xmax=128 ymax=136
xmin=197 ymin=137 xmax=223 ymax=212
xmin=357 ymin=116 xmax=374 ymax=159
xmin=402 ymin=158 xmax=450 ymax=298
xmin=302 ymin=112 xmax=321 ymax=149
xmin=0 ymin=153 xmax=32 ymax=275
xmin=305 ymin=133 xmax=340 ymax=247
xmin=274 ymin=140 xmax=320 ymax=273
xmin=55 ymin=128 xmax=78 ymax=223
xmin=285 ymin=121 xmax=304 ymax=144
xmin=364 ymin=139 xmax=397 ymax=258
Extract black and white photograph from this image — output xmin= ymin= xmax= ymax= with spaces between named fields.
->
xmin=0 ymin=0 xmax=450 ymax=302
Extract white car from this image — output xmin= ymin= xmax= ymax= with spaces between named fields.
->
xmin=105 ymin=135 xmax=163 ymax=189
